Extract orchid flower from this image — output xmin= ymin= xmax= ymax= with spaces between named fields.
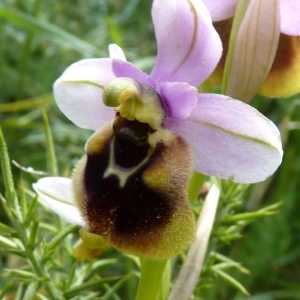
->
xmin=203 ymin=0 xmax=300 ymax=99
xmin=33 ymin=0 xmax=283 ymax=260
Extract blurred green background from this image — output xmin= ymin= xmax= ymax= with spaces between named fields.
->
xmin=1 ymin=0 xmax=300 ymax=299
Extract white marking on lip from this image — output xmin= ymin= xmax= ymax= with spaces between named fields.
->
xmin=103 ymin=138 xmax=150 ymax=188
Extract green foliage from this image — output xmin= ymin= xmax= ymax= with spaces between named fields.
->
xmin=0 ymin=129 xmax=137 ymax=299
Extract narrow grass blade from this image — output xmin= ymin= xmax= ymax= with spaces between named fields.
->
xmin=0 ymin=6 xmax=102 ymax=56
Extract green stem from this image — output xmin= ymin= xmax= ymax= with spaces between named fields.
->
xmin=0 ymin=128 xmax=19 ymax=214
xmin=11 ymin=212 xmax=61 ymax=299
xmin=159 ymin=260 xmax=170 ymax=300
xmin=188 ymin=172 xmax=206 ymax=204
xmin=198 ymin=78 xmax=214 ymax=93
xmin=135 ymin=258 xmax=169 ymax=300
xmin=43 ymin=111 xmax=58 ymax=176
xmin=25 ymin=249 xmax=60 ymax=300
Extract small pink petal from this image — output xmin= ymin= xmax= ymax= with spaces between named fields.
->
xmin=160 ymin=82 xmax=198 ymax=119
xmin=33 ymin=177 xmax=84 ymax=226
xmin=166 ymin=94 xmax=283 ymax=183
xmin=202 ymin=0 xmax=237 ymax=21
xmin=150 ymin=0 xmax=222 ymax=87
xmin=280 ymin=0 xmax=300 ymax=35
xmin=54 ymin=58 xmax=116 ymax=131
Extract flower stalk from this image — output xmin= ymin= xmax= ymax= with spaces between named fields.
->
xmin=135 ymin=258 xmax=170 ymax=300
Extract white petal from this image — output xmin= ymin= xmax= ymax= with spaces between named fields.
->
xmin=54 ymin=58 xmax=116 ymax=130
xmin=109 ymin=44 xmax=127 ymax=61
xmin=33 ymin=177 xmax=84 ymax=226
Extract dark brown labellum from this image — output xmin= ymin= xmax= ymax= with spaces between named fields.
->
xmin=72 ymin=118 xmax=195 ymax=259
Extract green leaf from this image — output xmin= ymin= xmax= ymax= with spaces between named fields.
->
xmin=0 ymin=6 xmax=102 ymax=56
xmin=64 ymin=278 xmax=119 ymax=299
xmin=42 ymin=111 xmax=58 ymax=176
xmin=213 ymin=268 xmax=249 ymax=296
xmin=101 ymin=273 xmax=132 ymax=300
xmin=0 ymin=95 xmax=52 ymax=112
xmin=28 ymin=220 xmax=40 ymax=250
xmin=15 ymin=285 xmax=25 ymax=300
xmin=23 ymin=196 xmax=38 ymax=228
xmin=0 ymin=235 xmax=18 ymax=248
xmin=44 ymin=224 xmax=77 ymax=257
xmin=0 ymin=128 xmax=17 ymax=207
xmin=5 ymin=269 xmax=37 ymax=280
xmin=223 ymin=201 xmax=282 ymax=224
xmin=0 ymin=222 xmax=15 ymax=236
xmin=0 ymin=281 xmax=14 ymax=299
xmin=23 ymin=282 xmax=41 ymax=300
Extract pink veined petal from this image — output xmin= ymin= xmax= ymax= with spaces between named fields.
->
xmin=202 ymin=0 xmax=237 ymax=21
xmin=112 ymin=59 xmax=155 ymax=87
xmin=280 ymin=0 xmax=300 ymax=35
xmin=150 ymin=0 xmax=222 ymax=87
xmin=54 ymin=58 xmax=116 ymax=131
xmin=33 ymin=177 xmax=84 ymax=226
xmin=166 ymin=94 xmax=283 ymax=183
xmin=159 ymin=82 xmax=198 ymax=119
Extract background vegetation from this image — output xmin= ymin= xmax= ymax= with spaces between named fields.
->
xmin=1 ymin=0 xmax=300 ymax=299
